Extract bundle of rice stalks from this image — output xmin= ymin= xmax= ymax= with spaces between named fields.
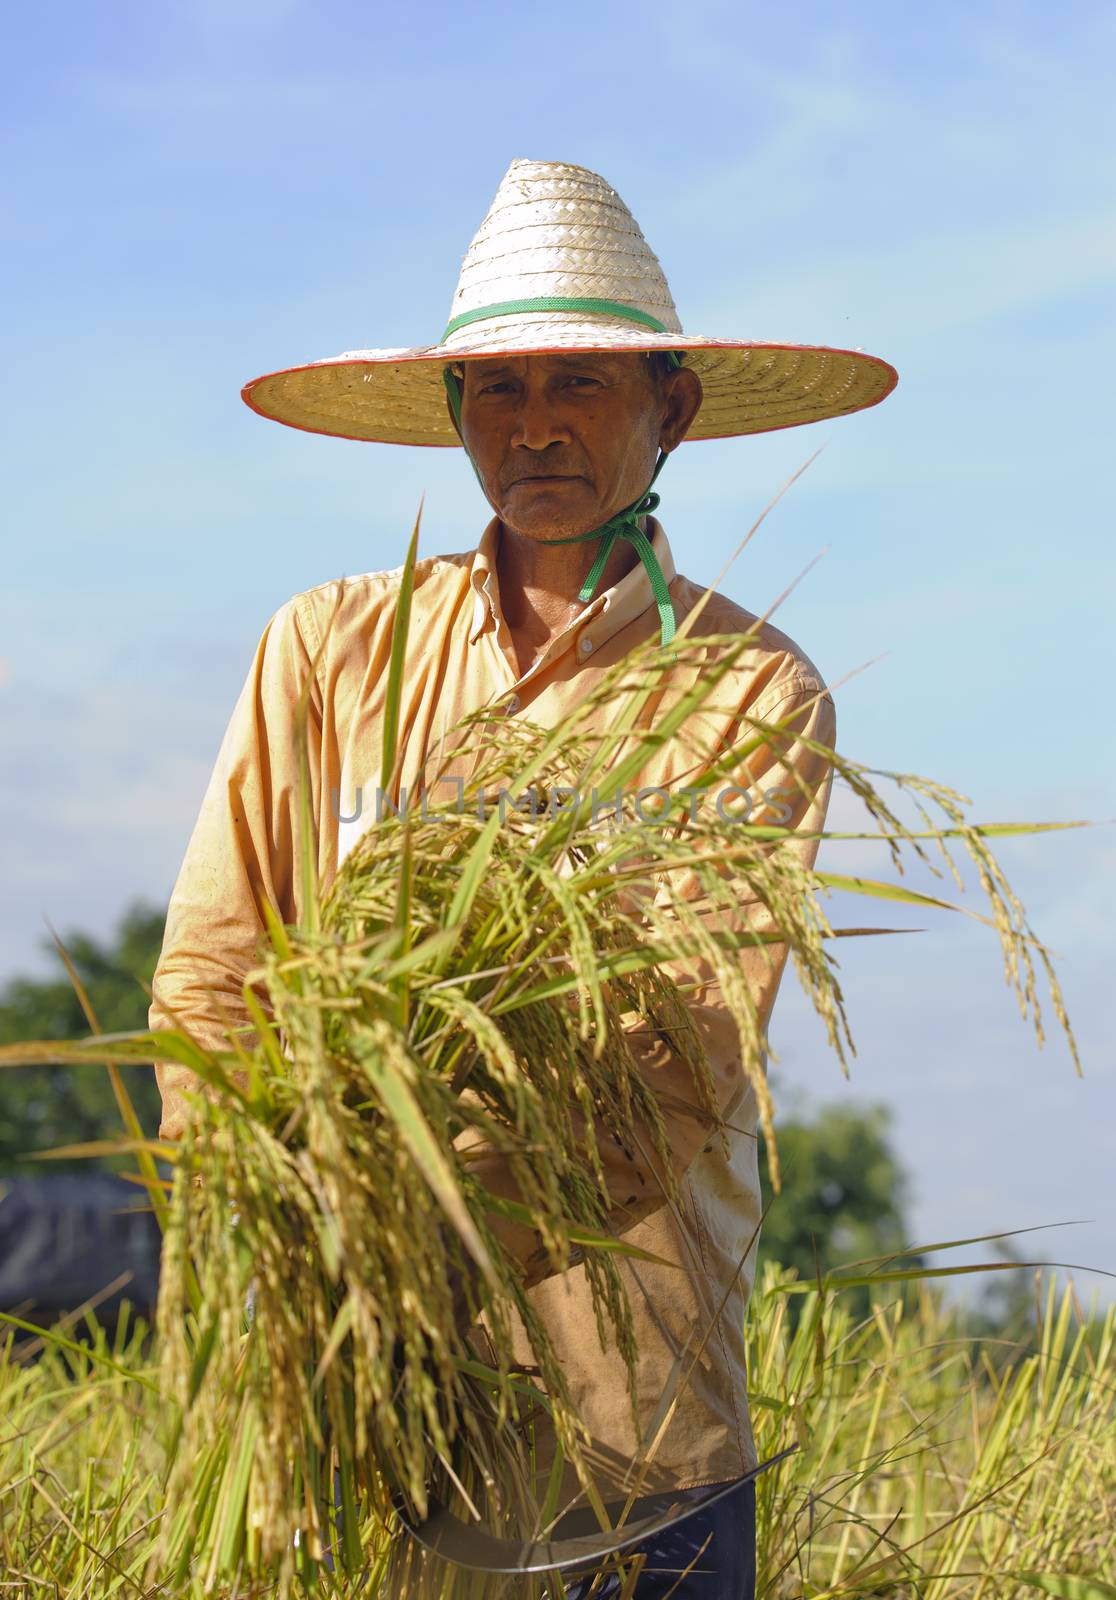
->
xmin=151 ymin=801 xmax=719 ymax=1586
xmin=0 ymin=510 xmax=1081 ymax=1595
xmin=147 ymin=643 xmax=802 ymax=1585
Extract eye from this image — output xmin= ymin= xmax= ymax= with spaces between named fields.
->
xmin=565 ymin=375 xmax=601 ymax=389
xmin=477 ymin=380 xmax=515 ymax=395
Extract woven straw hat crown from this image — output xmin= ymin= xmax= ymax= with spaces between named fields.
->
xmin=439 ymin=158 xmax=683 ymax=354
xmin=242 ymin=158 xmax=897 ymax=446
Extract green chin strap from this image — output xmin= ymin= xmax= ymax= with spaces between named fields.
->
xmin=442 ymin=351 xmax=682 ymax=648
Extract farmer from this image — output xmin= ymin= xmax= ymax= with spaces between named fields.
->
xmin=150 ymin=159 xmax=896 ymax=1595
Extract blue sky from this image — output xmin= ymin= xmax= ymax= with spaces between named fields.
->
xmin=2 ymin=0 xmax=1113 ymax=1306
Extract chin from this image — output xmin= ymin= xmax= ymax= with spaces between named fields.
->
xmin=498 ymin=480 xmax=608 ymax=540
xmin=518 ymin=523 xmax=585 ymax=543
xmin=501 ymin=508 xmax=605 ymax=542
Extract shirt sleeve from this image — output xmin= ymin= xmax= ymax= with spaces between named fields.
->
xmin=149 ymin=596 xmax=323 ymax=1142
xmin=461 ymin=670 xmax=836 ymax=1282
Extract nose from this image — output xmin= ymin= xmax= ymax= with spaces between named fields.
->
xmin=509 ymin=381 xmax=572 ymax=453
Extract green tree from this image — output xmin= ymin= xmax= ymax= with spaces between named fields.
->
xmin=0 ymin=901 xmax=166 ymax=1172
xmin=759 ymin=1094 xmax=924 ymax=1322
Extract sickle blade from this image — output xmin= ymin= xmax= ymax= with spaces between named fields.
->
xmin=395 ymin=1443 xmax=797 ymax=1575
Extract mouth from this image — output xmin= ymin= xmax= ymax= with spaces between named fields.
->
xmin=509 ymin=474 xmax=581 ymax=486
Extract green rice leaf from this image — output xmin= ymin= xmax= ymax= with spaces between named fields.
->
xmin=776 ymin=1258 xmax=1116 ymax=1293
xmin=39 ymin=920 xmax=173 ymax=1236
xmin=814 ymin=871 xmax=994 ymax=921
xmin=213 ymin=1401 xmax=260 ymax=1579
xmin=0 ymin=1310 xmax=158 ymax=1390
xmin=480 ymin=1193 xmax=683 ymax=1269
xmin=1010 ymin=1576 xmax=1116 ymax=1599
xmin=26 ymin=1137 xmax=176 ymax=1165
xmin=311 ymin=1294 xmax=355 ymax=1392
xmin=358 ymin=1041 xmax=497 ymax=1288
xmin=260 ymin=892 xmax=294 ymax=960
xmin=381 ymin=497 xmax=423 ymax=795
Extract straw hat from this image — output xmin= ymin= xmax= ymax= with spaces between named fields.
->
xmin=241 ymin=158 xmax=897 ymax=447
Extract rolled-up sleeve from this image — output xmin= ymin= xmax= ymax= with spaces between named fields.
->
xmin=149 ymin=595 xmax=322 ymax=1141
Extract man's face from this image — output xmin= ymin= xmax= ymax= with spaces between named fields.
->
xmin=452 ymin=351 xmax=702 ymax=540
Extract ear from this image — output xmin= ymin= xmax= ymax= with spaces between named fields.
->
xmin=658 ymin=366 xmax=703 ymax=452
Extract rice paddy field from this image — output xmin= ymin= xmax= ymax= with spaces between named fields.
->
xmin=1 ymin=1263 xmax=1112 ymax=1597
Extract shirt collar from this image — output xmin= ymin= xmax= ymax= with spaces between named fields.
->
xmin=468 ymin=514 xmax=677 ymax=653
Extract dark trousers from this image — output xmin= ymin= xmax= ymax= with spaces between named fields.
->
xmin=557 ymin=1477 xmax=756 ymax=1598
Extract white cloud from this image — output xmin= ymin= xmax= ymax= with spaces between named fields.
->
xmin=690 ymin=209 xmax=1116 ymax=348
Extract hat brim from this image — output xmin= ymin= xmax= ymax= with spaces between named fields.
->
xmin=241 ymin=326 xmax=897 ymax=447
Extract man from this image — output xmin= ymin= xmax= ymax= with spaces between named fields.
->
xmin=151 ymin=158 xmax=896 ymax=1595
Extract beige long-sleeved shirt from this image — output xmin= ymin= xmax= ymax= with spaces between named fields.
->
xmin=149 ymin=513 xmax=834 ymax=1500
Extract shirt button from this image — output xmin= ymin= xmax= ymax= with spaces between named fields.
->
xmin=578 ymin=635 xmax=594 ymax=656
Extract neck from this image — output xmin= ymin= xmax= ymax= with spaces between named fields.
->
xmin=495 ymin=517 xmax=647 ymax=643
